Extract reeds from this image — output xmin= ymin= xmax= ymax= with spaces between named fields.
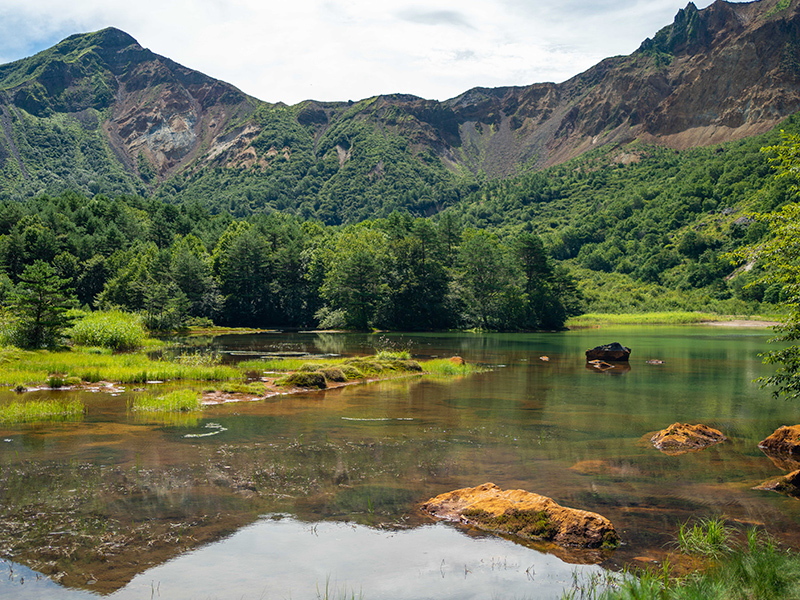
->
xmin=677 ymin=517 xmax=733 ymax=558
xmin=422 ymin=358 xmax=480 ymax=376
xmin=563 ymin=525 xmax=800 ymax=600
xmin=131 ymin=390 xmax=202 ymax=413
xmin=0 ymin=348 xmax=240 ymax=386
xmin=0 ymin=399 xmax=84 ymax=424
xmin=566 ymin=311 xmax=718 ymax=326
xmin=69 ymin=310 xmax=147 ymax=350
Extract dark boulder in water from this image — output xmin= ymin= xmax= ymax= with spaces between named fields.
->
xmin=585 ymin=342 xmax=631 ymax=362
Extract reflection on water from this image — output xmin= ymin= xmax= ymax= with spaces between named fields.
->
xmin=1 ymin=327 xmax=799 ymax=598
xmin=1 ymin=518 xmax=606 ymax=600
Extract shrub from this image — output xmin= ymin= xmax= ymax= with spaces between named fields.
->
xmin=70 ymin=310 xmax=147 ymax=351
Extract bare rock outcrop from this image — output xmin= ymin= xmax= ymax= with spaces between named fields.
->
xmin=650 ymin=423 xmax=726 ymax=455
xmin=421 ymin=482 xmax=619 ymax=549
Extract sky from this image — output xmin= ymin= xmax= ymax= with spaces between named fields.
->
xmin=0 ymin=0 xmax=727 ymax=105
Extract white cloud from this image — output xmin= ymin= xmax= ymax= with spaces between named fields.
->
xmin=0 ymin=0 xmax=727 ymax=105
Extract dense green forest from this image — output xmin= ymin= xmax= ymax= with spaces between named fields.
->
xmin=446 ymin=114 xmax=800 ymax=314
xmin=4 ymin=108 xmax=800 ymax=334
xmin=0 ymin=192 xmax=581 ymax=335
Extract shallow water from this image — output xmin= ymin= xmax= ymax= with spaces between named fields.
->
xmin=1 ymin=326 xmax=799 ymax=599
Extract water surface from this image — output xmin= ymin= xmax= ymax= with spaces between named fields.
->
xmin=1 ymin=326 xmax=798 ymax=599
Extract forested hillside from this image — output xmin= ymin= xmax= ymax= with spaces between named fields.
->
xmin=449 ymin=114 xmax=800 ymax=313
xmin=0 ymin=192 xmax=580 ymax=331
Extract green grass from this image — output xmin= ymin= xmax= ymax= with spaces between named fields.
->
xmin=0 ymin=399 xmax=84 ymax=424
xmin=68 ymin=310 xmax=147 ymax=351
xmin=677 ymin=517 xmax=733 ymax=558
xmin=422 ymin=358 xmax=480 ymax=376
xmin=131 ymin=390 xmax=202 ymax=413
xmin=562 ymin=527 xmax=800 ymax=600
xmin=219 ymin=381 xmax=267 ymax=395
xmin=0 ymin=347 xmax=240 ymax=387
xmin=567 ymin=312 xmax=723 ymax=326
xmin=238 ymin=358 xmax=336 ymax=373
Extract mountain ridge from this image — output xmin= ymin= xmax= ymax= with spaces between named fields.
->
xmin=1 ymin=0 xmax=800 ymax=221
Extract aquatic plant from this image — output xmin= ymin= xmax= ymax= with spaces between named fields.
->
xmin=0 ymin=399 xmax=84 ymax=424
xmin=677 ymin=516 xmax=733 ymax=558
xmin=562 ymin=528 xmax=800 ymax=600
xmin=423 ymin=358 xmax=479 ymax=376
xmin=0 ymin=348 xmax=240 ymax=386
xmin=339 ymin=365 xmax=364 ymax=380
xmin=130 ymin=390 xmax=202 ymax=413
xmin=219 ymin=381 xmax=267 ymax=395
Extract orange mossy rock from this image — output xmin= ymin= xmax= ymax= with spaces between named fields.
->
xmin=650 ymin=423 xmax=726 ymax=455
xmin=759 ymin=425 xmax=800 ymax=457
xmin=753 ymin=469 xmax=800 ymax=497
xmin=420 ymin=482 xmax=619 ymax=549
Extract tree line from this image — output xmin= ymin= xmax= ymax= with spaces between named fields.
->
xmin=0 ymin=191 xmax=581 ymax=341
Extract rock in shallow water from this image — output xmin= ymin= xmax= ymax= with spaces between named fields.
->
xmin=585 ymin=342 xmax=631 ymax=362
xmin=650 ymin=422 xmax=726 ymax=455
xmin=759 ymin=425 xmax=800 ymax=457
xmin=420 ymin=482 xmax=619 ymax=549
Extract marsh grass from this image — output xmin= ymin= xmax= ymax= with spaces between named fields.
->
xmin=423 ymin=358 xmax=480 ymax=376
xmin=677 ymin=517 xmax=733 ymax=558
xmin=563 ymin=528 xmax=800 ymax=600
xmin=69 ymin=310 xmax=147 ymax=350
xmin=0 ymin=348 xmax=240 ymax=386
xmin=0 ymin=399 xmax=84 ymax=424
xmin=220 ymin=381 xmax=267 ymax=395
xmin=238 ymin=358 xmax=338 ymax=373
xmin=131 ymin=390 xmax=202 ymax=413
xmin=376 ymin=349 xmax=411 ymax=360
xmin=566 ymin=312 xmax=719 ymax=327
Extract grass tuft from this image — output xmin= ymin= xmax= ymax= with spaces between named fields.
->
xmin=131 ymin=390 xmax=202 ymax=413
xmin=677 ymin=516 xmax=733 ymax=558
xmin=0 ymin=399 xmax=84 ymax=424
xmin=69 ymin=310 xmax=147 ymax=350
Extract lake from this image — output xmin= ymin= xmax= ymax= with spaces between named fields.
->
xmin=1 ymin=326 xmax=799 ymax=599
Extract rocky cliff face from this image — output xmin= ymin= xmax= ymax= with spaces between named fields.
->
xmin=1 ymin=0 xmax=800 ymax=198
xmin=437 ymin=0 xmax=800 ymax=176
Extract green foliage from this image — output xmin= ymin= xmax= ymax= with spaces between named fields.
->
xmin=732 ymin=132 xmax=800 ymax=399
xmin=69 ymin=309 xmax=146 ymax=350
xmin=6 ymin=260 xmax=74 ymax=348
xmin=575 ymin=529 xmax=800 ymax=600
